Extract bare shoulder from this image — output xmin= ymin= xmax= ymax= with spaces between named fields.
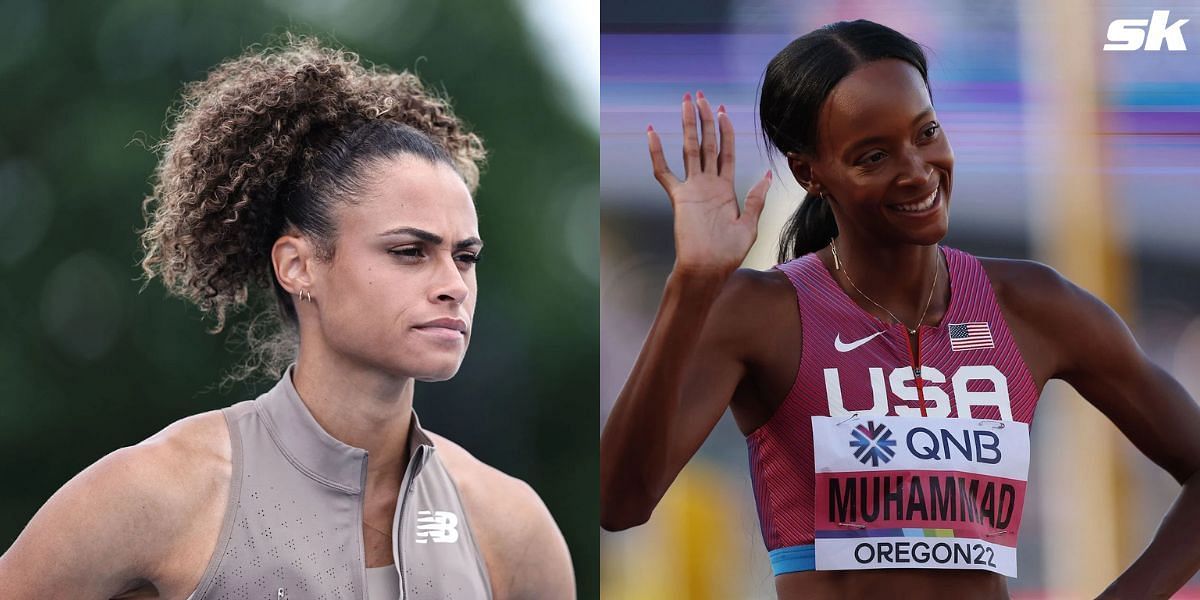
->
xmin=140 ymin=410 xmax=234 ymax=592
xmin=425 ymin=430 xmax=555 ymax=539
xmin=976 ymin=256 xmax=1092 ymax=335
xmin=135 ymin=409 xmax=233 ymax=488
xmin=978 ymin=256 xmax=1072 ymax=306
xmin=662 ymin=267 xmax=795 ymax=346
xmin=426 ymin=431 xmax=575 ymax=600
xmin=0 ymin=410 xmax=232 ymax=599
xmin=722 ymin=267 xmax=795 ymax=309
xmin=137 ymin=409 xmax=234 ymax=528
xmin=426 ymin=430 xmax=514 ymax=490
xmin=709 ymin=267 xmax=799 ymax=351
xmin=978 ymin=255 xmax=1130 ymax=382
xmin=121 ymin=409 xmax=233 ymax=530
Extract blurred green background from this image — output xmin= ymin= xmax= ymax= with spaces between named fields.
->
xmin=0 ymin=0 xmax=597 ymax=596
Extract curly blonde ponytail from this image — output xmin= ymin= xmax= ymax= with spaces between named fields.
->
xmin=139 ymin=33 xmax=485 ymax=381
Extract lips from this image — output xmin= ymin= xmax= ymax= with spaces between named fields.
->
xmin=414 ymin=317 xmax=468 ymax=333
xmin=888 ymin=183 xmax=940 ymax=214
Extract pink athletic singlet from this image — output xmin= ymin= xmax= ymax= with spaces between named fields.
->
xmin=746 ymin=245 xmax=1040 ymax=575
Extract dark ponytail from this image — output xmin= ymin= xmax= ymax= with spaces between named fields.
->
xmin=758 ymin=19 xmax=930 ymax=263
xmin=778 ymin=191 xmax=839 ymax=262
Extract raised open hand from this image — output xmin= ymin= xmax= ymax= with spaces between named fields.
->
xmin=648 ymin=91 xmax=771 ymax=279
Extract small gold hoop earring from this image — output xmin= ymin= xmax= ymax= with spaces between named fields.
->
xmin=299 ymin=289 xmax=312 ymax=303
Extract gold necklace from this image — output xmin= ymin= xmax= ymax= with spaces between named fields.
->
xmin=829 ymin=239 xmax=941 ymax=335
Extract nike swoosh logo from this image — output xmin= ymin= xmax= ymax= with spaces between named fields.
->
xmin=834 ymin=331 xmax=886 ymax=352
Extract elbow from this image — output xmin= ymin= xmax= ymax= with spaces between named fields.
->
xmin=599 ymin=440 xmax=660 ymax=531
xmin=600 ymin=503 xmax=650 ymax=532
xmin=600 ymin=481 xmax=653 ymax=532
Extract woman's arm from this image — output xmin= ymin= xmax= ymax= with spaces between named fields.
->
xmin=1004 ymin=260 xmax=1200 ymax=598
xmin=600 ymin=91 xmax=772 ymax=531
xmin=0 ymin=446 xmax=161 ymax=598
xmin=0 ymin=412 xmax=229 ymax=599
xmin=493 ymin=478 xmax=575 ymax=600
xmin=428 ymin=431 xmax=576 ymax=599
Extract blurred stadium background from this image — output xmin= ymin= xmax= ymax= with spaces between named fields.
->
xmin=0 ymin=0 xmax=597 ymax=597
xmin=601 ymin=0 xmax=1200 ymax=597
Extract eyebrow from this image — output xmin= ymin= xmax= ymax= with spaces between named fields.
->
xmin=378 ymin=226 xmax=483 ymax=249
xmin=842 ymin=106 xmax=935 ymax=159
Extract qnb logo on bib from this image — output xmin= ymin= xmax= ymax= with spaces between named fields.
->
xmin=811 ymin=415 xmax=1030 ymax=577
xmin=416 ymin=510 xmax=460 ymax=544
xmin=850 ymin=421 xmax=896 ymax=466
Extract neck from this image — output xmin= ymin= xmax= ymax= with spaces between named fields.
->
xmin=291 ymin=337 xmax=414 ymax=493
xmin=827 ymin=233 xmax=948 ymax=327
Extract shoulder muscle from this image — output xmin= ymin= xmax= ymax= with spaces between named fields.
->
xmin=704 ymin=267 xmax=797 ymax=363
xmin=981 ymin=257 xmax=1200 ymax=481
xmin=427 ymin=432 xmax=574 ymax=599
xmin=0 ymin=410 xmax=231 ymax=599
xmin=979 ymin=257 xmax=1095 ymax=379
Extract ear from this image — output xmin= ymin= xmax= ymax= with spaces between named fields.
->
xmin=786 ymin=152 xmax=822 ymax=196
xmin=271 ymin=233 xmax=317 ymax=297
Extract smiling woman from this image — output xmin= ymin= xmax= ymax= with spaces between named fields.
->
xmin=0 ymin=34 xmax=574 ymax=600
xmin=600 ymin=18 xmax=1200 ymax=599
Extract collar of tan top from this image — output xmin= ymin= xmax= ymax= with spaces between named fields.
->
xmin=256 ymin=362 xmax=435 ymax=494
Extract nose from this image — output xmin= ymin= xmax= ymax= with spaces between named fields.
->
xmin=430 ymin=253 xmax=470 ymax=305
xmin=896 ymin=146 xmax=934 ymax=188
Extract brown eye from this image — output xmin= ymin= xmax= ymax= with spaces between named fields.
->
xmin=389 ymin=247 xmax=425 ymax=258
xmin=861 ymin=151 xmax=886 ymax=165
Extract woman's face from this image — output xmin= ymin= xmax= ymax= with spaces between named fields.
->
xmin=807 ymin=58 xmax=955 ymax=246
xmin=316 ymin=155 xmax=480 ymax=382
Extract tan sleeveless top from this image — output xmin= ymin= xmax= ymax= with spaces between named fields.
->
xmin=186 ymin=365 xmax=493 ymax=599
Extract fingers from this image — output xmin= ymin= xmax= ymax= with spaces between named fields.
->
xmin=696 ymin=91 xmax=717 ymax=173
xmin=680 ymin=93 xmax=701 ymax=177
xmin=647 ymin=125 xmax=679 ymax=192
xmin=662 ymin=92 xmax=727 ymax=183
xmin=716 ymin=104 xmax=735 ymax=179
xmin=740 ymin=170 xmax=772 ymax=224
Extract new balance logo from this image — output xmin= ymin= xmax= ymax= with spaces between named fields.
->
xmin=416 ymin=510 xmax=459 ymax=544
xmin=1104 ymin=10 xmax=1189 ymax=51
xmin=834 ymin=331 xmax=885 ymax=352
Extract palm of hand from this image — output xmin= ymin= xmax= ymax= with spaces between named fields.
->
xmin=647 ymin=91 xmax=772 ymax=278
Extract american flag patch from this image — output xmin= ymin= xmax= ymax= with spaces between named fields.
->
xmin=949 ymin=322 xmax=994 ymax=351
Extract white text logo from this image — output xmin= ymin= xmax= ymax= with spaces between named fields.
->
xmin=1104 ymin=10 xmax=1189 ymax=51
xmin=834 ymin=331 xmax=886 ymax=353
xmin=416 ymin=510 xmax=460 ymax=544
xmin=823 ymin=364 xmax=1012 ymax=420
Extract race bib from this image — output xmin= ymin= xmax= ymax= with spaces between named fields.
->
xmin=811 ymin=415 xmax=1030 ymax=577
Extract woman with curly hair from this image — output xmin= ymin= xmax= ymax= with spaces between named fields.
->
xmin=0 ymin=35 xmax=573 ymax=599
